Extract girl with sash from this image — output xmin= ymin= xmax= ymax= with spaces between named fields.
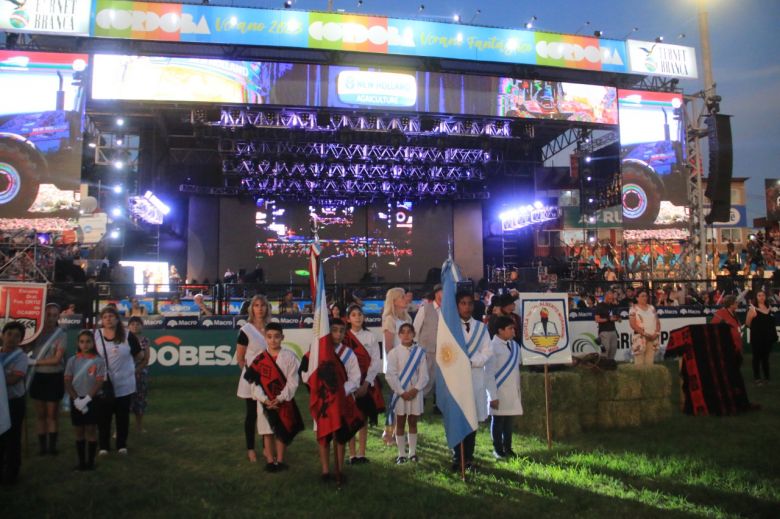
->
xmin=235 ymin=294 xmax=270 ymax=463
xmin=385 ymin=323 xmax=428 ymax=464
xmin=28 ymin=303 xmax=66 ymax=456
xmin=345 ymin=304 xmax=384 ymax=464
xmin=64 ymin=331 xmax=106 ymax=471
xmin=127 ymin=317 xmax=151 ymax=433
xmin=243 ymin=323 xmax=303 ymax=473
xmin=0 ymin=322 xmax=27 ymax=485
xmin=380 ymin=287 xmax=411 ymax=445
xmin=485 ymin=316 xmax=523 ymax=460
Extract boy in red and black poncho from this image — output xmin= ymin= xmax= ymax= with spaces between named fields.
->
xmin=243 ymin=323 xmax=304 ymax=473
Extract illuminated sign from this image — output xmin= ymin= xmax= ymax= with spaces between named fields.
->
xmin=500 ymin=204 xmax=561 ymax=231
xmin=91 ymin=1 xmax=629 ymax=73
xmin=1 ymin=0 xmax=92 ymax=36
xmin=627 ymin=40 xmax=699 ymax=79
xmin=337 ymin=71 xmax=417 ymax=107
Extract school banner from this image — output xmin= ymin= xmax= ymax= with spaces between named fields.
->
xmin=0 ymin=282 xmax=47 ymax=345
xmin=519 ymin=292 xmax=572 ymax=365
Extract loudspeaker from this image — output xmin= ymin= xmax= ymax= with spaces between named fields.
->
xmin=705 ymin=114 xmax=733 ymax=224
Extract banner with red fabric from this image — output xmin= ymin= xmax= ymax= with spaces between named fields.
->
xmin=344 ymin=330 xmax=386 ymax=423
xmin=244 ymin=351 xmax=304 ymax=445
xmin=665 ymin=324 xmax=751 ymax=416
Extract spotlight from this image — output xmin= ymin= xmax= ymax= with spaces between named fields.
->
xmin=109 ymin=229 xmax=121 ymax=240
xmin=418 ymin=4 xmax=424 ymax=12
xmin=116 ymin=118 xmax=124 ymax=126
xmin=622 ymin=27 xmax=639 ymax=39
xmin=678 ymin=33 xmax=686 ymax=39
xmin=593 ymin=30 xmax=603 ymax=38
xmin=356 ymin=0 xmax=362 ymax=6
xmin=586 ymin=176 xmax=592 ymax=182
xmin=113 ymin=160 xmax=124 ymax=169
xmin=113 ymin=185 xmax=123 ymax=194
xmin=111 ymin=207 xmax=122 ymax=217
xmin=655 ymin=36 xmax=664 ymax=43
xmin=585 ymin=155 xmax=592 ymax=163
xmin=524 ymin=16 xmax=537 ymax=30
xmin=88 ymin=142 xmax=96 ymax=148
xmin=453 ymin=14 xmax=460 ymax=23
xmin=533 ymin=201 xmax=543 ymax=210
xmin=116 ymin=138 xmax=123 ymax=146
xmin=588 ymin=216 xmax=596 ymax=224
xmin=588 ymin=198 xmax=594 ymax=203
xmin=284 ymin=0 xmax=292 ymax=7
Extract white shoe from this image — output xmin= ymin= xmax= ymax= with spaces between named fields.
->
xmin=98 ymin=450 xmax=109 ymax=456
xmin=118 ymin=448 xmax=128 ymax=455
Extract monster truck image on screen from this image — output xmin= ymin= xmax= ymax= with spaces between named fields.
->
xmin=618 ymin=89 xmax=686 ymax=229
xmin=0 ymin=51 xmax=87 ymax=218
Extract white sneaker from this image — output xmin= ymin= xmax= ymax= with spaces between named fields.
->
xmin=118 ymin=448 xmax=128 ymax=455
xmin=98 ymin=450 xmax=109 ymax=456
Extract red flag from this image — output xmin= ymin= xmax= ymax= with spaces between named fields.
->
xmin=244 ymin=352 xmax=304 ymax=445
xmin=344 ymin=330 xmax=385 ymax=413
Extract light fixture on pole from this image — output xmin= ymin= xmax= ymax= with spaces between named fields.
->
xmin=524 ymin=16 xmax=537 ymax=30
xmin=593 ymin=30 xmax=603 ymax=38
xmin=622 ymin=26 xmax=639 ymax=39
xmin=453 ymin=13 xmax=461 ymax=23
xmin=575 ymin=21 xmax=590 ymax=34
xmin=470 ymin=9 xmax=481 ymax=24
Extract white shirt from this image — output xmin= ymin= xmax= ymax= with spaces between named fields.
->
xmin=630 ymin=305 xmax=658 ymax=335
xmin=236 ymin=323 xmax=268 ymax=399
xmin=385 ymin=343 xmax=429 ymax=396
xmin=353 ymin=328 xmax=381 ymax=386
xmin=94 ymin=330 xmax=137 ymax=398
xmin=485 ymin=336 xmax=523 ymax=416
xmin=252 ymin=348 xmax=300 ymax=404
xmin=462 ymin=317 xmax=492 ymax=422
xmin=337 ymin=344 xmax=362 ymax=396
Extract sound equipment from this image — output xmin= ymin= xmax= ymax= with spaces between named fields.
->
xmin=705 ymin=114 xmax=733 ymax=224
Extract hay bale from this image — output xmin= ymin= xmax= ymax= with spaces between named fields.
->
xmin=580 ymin=410 xmax=598 ymax=430
xmin=597 ymin=368 xmax=643 ymax=400
xmin=597 ymin=400 xmax=642 ymax=428
xmin=548 ymin=372 xmax=581 ymax=412
xmin=631 ymin=364 xmax=673 ymax=398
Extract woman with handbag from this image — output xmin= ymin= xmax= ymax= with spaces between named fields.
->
xmin=94 ymin=306 xmax=143 ymax=455
xmin=746 ymin=291 xmax=775 ymax=384
xmin=629 ymin=289 xmax=661 ymax=367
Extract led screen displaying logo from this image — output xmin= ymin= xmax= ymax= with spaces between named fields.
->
xmin=336 ymin=71 xmax=417 ymax=107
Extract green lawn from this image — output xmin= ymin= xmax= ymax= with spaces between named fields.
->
xmin=4 ymin=358 xmax=779 ymax=519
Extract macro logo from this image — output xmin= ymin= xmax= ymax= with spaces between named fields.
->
xmin=8 ymin=8 xmax=28 ymax=29
xmin=308 ymin=12 xmax=414 ymax=53
xmin=94 ymin=1 xmax=210 ymax=41
xmin=535 ymin=34 xmax=624 ymax=71
xmin=149 ymin=335 xmax=235 ymax=367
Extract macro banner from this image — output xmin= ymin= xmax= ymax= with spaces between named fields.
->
xmin=518 ymin=292 xmax=572 ymax=366
xmin=1 ymin=0 xmax=92 ymax=36
xmin=90 ymin=1 xmax=628 ymax=73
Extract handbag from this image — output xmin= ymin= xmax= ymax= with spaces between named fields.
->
xmin=97 ymin=331 xmax=116 ymax=403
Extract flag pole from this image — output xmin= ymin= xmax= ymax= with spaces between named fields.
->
xmin=460 ymin=443 xmax=466 ymax=482
xmin=544 ymin=364 xmax=553 ymax=449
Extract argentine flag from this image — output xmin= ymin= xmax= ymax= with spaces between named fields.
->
xmin=435 ymin=257 xmax=477 ymax=449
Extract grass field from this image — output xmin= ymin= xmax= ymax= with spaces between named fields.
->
xmin=3 ymin=358 xmax=779 ymax=519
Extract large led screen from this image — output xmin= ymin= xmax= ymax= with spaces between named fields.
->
xmin=252 ymin=200 xmax=451 ymax=284
xmin=0 ymin=51 xmax=87 ymax=227
xmin=618 ymin=89 xmax=686 ymax=232
xmin=92 ymin=54 xmax=618 ymax=125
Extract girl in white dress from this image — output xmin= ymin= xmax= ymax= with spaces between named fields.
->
xmin=235 ymin=294 xmax=270 ymax=462
xmin=385 ymin=323 xmax=428 ymax=464
xmin=381 ymin=287 xmax=411 ymax=445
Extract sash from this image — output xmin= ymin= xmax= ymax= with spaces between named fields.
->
xmin=465 ymin=322 xmax=487 ymax=359
xmin=495 ymin=341 xmax=519 ymax=389
xmin=337 ymin=344 xmax=354 ymax=367
xmin=244 ymin=351 xmax=304 ymax=445
xmin=344 ymin=330 xmax=385 ymax=414
xmin=72 ymin=357 xmax=101 ymax=392
xmin=387 ymin=345 xmax=425 ymax=419
xmin=27 ymin=327 xmax=65 ymax=389
xmin=1 ymin=349 xmax=24 ymax=369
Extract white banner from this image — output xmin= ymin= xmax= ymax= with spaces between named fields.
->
xmin=627 ymin=40 xmax=699 ymax=79
xmin=519 ymin=293 xmax=572 ymax=366
xmin=0 ymin=0 xmax=92 ymax=36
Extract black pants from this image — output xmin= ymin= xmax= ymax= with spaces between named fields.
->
xmin=244 ymin=398 xmax=257 ymax=450
xmin=0 ymin=397 xmax=25 ymax=483
xmin=752 ymin=340 xmax=772 ymax=380
xmin=452 ymin=430 xmax=477 ymax=463
xmin=490 ymin=415 xmax=514 ymax=454
xmin=98 ymin=395 xmax=132 ymax=451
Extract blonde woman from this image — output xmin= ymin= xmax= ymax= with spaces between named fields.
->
xmin=381 ymin=287 xmax=411 ymax=445
xmin=235 ymin=294 xmax=270 ymax=463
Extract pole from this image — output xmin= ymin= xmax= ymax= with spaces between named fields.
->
xmin=460 ymin=443 xmax=466 ymax=482
xmin=327 ymin=0 xmax=334 ymax=12
xmin=697 ymin=0 xmax=716 ymax=97
xmin=544 ymin=364 xmax=552 ymax=449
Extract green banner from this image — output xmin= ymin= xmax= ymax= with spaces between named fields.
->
xmin=563 ymin=206 xmax=622 ymax=229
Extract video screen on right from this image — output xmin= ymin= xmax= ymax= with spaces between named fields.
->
xmin=618 ymin=89 xmax=687 ymax=239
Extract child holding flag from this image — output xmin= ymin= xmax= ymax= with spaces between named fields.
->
xmin=64 ymin=331 xmax=106 ymax=471
xmin=485 ymin=316 xmax=523 ymax=460
xmin=345 ymin=304 xmax=384 ymax=464
xmin=386 ymin=323 xmax=428 ymax=464
xmin=243 ymin=323 xmax=304 ymax=473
